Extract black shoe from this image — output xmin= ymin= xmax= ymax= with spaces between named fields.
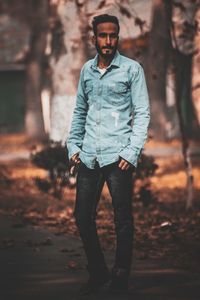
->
xmin=108 ymin=267 xmax=129 ymax=294
xmin=77 ymin=271 xmax=110 ymax=298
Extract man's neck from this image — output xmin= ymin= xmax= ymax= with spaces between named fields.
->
xmin=97 ymin=55 xmax=113 ymax=69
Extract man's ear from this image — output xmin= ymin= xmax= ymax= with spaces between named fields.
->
xmin=92 ymin=35 xmax=96 ymax=46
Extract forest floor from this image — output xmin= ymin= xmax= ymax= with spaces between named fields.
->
xmin=0 ymin=133 xmax=200 ymax=300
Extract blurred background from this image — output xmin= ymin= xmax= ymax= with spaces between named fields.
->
xmin=0 ymin=1 xmax=200 ymax=293
xmin=0 ymin=0 xmax=200 ymax=141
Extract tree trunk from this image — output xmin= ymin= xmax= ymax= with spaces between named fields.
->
xmin=171 ymin=0 xmax=199 ymax=208
xmin=192 ymin=6 xmax=200 ymax=129
xmin=147 ymin=0 xmax=172 ymax=140
xmin=25 ymin=0 xmax=48 ymax=140
xmin=49 ymin=0 xmax=90 ymax=145
xmin=75 ymin=0 xmax=90 ymax=60
xmin=174 ymin=50 xmax=194 ymax=209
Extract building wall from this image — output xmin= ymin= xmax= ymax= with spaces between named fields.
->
xmin=0 ymin=13 xmax=30 ymax=132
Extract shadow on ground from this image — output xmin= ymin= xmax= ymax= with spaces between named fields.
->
xmin=1 ymin=215 xmax=200 ymax=300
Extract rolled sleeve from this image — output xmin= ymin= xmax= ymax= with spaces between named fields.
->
xmin=67 ymin=66 xmax=88 ymax=160
xmin=67 ymin=144 xmax=81 ymax=160
xmin=119 ymin=64 xmax=150 ymax=167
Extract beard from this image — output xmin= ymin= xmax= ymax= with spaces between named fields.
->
xmin=95 ymin=40 xmax=118 ymax=59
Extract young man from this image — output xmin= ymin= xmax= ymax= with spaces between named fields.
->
xmin=67 ymin=14 xmax=150 ymax=297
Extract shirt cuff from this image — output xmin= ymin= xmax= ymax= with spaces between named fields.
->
xmin=67 ymin=143 xmax=81 ymax=160
xmin=119 ymin=147 xmax=142 ymax=167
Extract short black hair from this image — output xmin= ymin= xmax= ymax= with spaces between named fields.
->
xmin=92 ymin=14 xmax=120 ymax=36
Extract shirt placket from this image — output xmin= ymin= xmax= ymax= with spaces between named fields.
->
xmin=92 ymin=67 xmax=110 ymax=166
xmin=95 ymin=80 xmax=103 ymax=163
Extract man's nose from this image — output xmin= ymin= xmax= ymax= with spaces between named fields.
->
xmin=106 ymin=35 xmax=111 ymax=44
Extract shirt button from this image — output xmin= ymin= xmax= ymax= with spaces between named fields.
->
xmin=96 ymin=119 xmax=100 ymax=124
xmin=98 ymin=87 xmax=102 ymax=95
xmin=96 ymin=103 xmax=101 ymax=110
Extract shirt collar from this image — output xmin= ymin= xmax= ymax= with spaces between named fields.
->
xmin=91 ymin=50 xmax=121 ymax=70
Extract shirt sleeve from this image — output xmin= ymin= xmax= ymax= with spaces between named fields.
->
xmin=66 ymin=66 xmax=88 ymax=160
xmin=119 ymin=63 xmax=150 ymax=167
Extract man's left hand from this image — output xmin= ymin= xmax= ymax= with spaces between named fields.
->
xmin=118 ymin=158 xmax=132 ymax=171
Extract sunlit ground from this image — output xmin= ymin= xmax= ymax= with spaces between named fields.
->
xmin=151 ymin=157 xmax=200 ymax=189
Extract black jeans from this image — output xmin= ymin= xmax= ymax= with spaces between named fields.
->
xmin=73 ymin=160 xmax=134 ymax=276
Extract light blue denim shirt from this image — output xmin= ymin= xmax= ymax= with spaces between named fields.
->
xmin=67 ymin=50 xmax=150 ymax=169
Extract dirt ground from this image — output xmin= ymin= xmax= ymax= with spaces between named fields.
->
xmin=0 ymin=133 xmax=200 ymax=273
xmin=1 ymin=214 xmax=200 ymax=300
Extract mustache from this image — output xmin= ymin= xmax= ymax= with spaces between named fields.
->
xmin=102 ymin=46 xmax=114 ymax=49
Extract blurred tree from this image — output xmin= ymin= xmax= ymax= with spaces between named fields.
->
xmin=147 ymin=0 xmax=173 ymax=140
xmin=172 ymin=0 xmax=199 ymax=135
xmin=49 ymin=0 xmax=91 ymax=144
xmin=192 ymin=6 xmax=200 ymax=126
xmin=171 ymin=0 xmax=199 ymax=208
xmin=25 ymin=0 xmax=49 ymax=139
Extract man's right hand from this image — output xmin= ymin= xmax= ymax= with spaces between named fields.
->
xmin=70 ymin=153 xmax=81 ymax=175
xmin=71 ymin=153 xmax=81 ymax=165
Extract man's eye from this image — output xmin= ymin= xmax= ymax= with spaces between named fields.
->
xmin=98 ymin=33 xmax=118 ymax=39
xmin=99 ymin=33 xmax=106 ymax=38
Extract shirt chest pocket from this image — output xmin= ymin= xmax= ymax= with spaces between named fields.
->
xmin=107 ymin=82 xmax=129 ymax=105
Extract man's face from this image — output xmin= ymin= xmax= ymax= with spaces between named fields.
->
xmin=93 ymin=22 xmax=119 ymax=59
